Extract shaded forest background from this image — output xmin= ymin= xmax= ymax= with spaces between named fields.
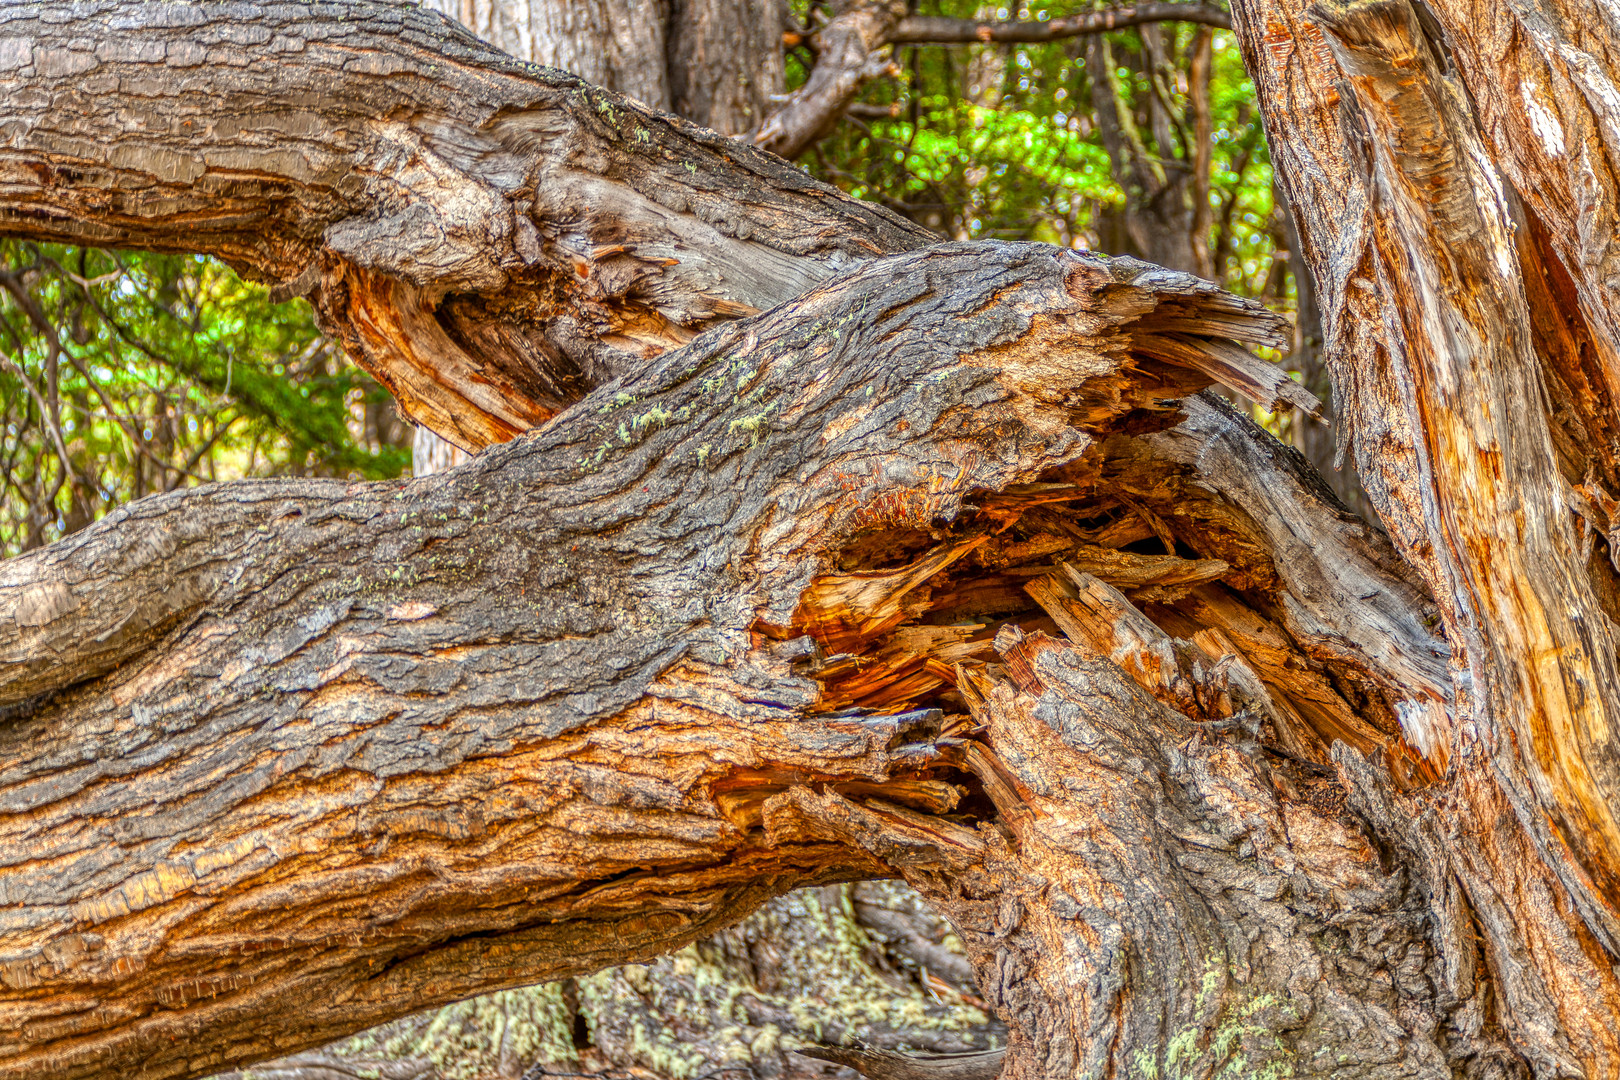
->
xmin=1 ymin=2 xmax=1339 ymax=1077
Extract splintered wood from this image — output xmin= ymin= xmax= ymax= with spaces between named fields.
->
xmin=785 ymin=460 xmax=1434 ymax=787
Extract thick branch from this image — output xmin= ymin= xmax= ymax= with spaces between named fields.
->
xmin=1311 ymin=0 xmax=1620 ymax=922
xmin=0 ymin=0 xmax=932 ymax=449
xmin=754 ymin=0 xmax=906 ymax=160
xmin=0 ymin=243 xmax=1311 ymax=1080
xmin=1228 ymin=0 xmax=1620 ymax=1066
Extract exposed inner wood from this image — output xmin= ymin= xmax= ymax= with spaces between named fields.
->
xmin=1224 ymin=0 xmax=1620 ymax=1066
xmin=775 ymin=411 xmax=1434 ymax=789
xmin=16 ymin=0 xmax=1620 ymax=1073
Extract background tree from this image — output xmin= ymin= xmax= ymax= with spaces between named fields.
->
xmin=0 ymin=246 xmax=409 ymax=556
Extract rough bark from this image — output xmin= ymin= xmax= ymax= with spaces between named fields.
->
xmin=390 ymin=4 xmax=981 ymax=1072
xmin=412 ymin=0 xmax=671 ymax=110
xmin=1227 ymin=0 xmax=1620 ymax=1068
xmin=203 ymin=882 xmax=997 ymax=1080
xmin=11 ymin=1 xmax=1620 ymax=1077
xmin=667 ymin=0 xmax=786 ymax=137
xmin=409 ymin=0 xmax=788 ymax=477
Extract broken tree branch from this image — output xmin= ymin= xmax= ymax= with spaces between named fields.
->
xmin=0 ymin=242 xmax=1319 ymax=1080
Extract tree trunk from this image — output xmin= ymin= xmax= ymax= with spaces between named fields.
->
xmin=200 ymin=882 xmax=999 ymax=1080
xmin=5 ymin=3 xmax=1620 ymax=1080
xmin=1226 ymin=0 xmax=1620 ymax=1068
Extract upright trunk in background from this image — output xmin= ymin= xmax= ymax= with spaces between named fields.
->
xmin=424 ymin=0 xmax=785 ymax=141
xmin=1084 ymin=29 xmax=1207 ymax=276
xmin=425 ymin=0 xmax=673 ymax=111
xmin=667 ymin=0 xmax=786 ymax=135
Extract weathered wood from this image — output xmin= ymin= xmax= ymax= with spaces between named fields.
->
xmin=205 ymin=882 xmax=998 ymax=1080
xmin=892 ymin=635 xmax=1477 ymax=1080
xmin=0 ymin=242 xmax=1332 ymax=1080
xmin=1228 ymin=0 xmax=1620 ymax=1067
xmin=13 ymin=0 xmax=1620 ymax=1075
xmin=0 ymin=0 xmax=930 ymax=450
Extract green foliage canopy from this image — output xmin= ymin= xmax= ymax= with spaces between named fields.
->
xmin=0 ymin=244 xmax=409 ymax=555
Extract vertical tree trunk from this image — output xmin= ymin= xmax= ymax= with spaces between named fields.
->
xmin=426 ymin=0 xmax=674 ymax=111
xmin=410 ymin=0 xmax=788 ymax=478
xmin=1224 ymin=0 xmax=1620 ymax=1069
xmin=668 ymin=0 xmax=786 ymax=136
xmin=1084 ymin=33 xmax=1199 ymax=274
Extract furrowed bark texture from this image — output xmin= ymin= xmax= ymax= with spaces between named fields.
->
xmin=1228 ymin=0 xmax=1620 ymax=1068
xmin=387 ymin=7 xmax=999 ymax=1073
xmin=405 ymin=0 xmax=786 ymax=471
xmin=10 ymin=1 xmax=1618 ymax=1077
xmin=1 ymin=241 xmax=1344 ymax=1079
xmin=0 ymin=0 xmax=928 ymax=452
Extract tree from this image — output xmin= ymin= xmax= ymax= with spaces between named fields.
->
xmin=4 ymin=3 xmax=1620 ymax=1080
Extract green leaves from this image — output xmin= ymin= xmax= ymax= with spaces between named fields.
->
xmin=798 ymin=2 xmax=1288 ymax=308
xmin=0 ymin=243 xmax=409 ymax=555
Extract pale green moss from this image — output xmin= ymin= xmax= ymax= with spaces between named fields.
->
xmin=728 ymin=405 xmax=774 ymax=445
xmin=316 ymin=983 xmax=577 ymax=1080
xmin=575 ymin=887 xmax=988 ymax=1078
xmin=1157 ymin=956 xmax=1298 ymax=1080
xmin=631 ymin=406 xmax=672 ymax=433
